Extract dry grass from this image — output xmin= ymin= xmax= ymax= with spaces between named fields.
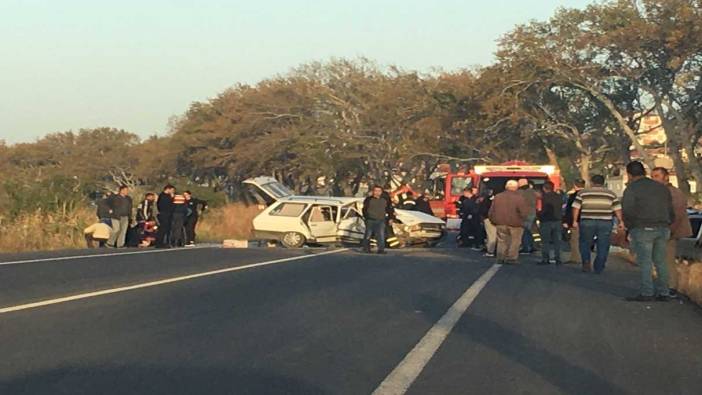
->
xmin=0 ymin=207 xmax=96 ymax=253
xmin=196 ymin=203 xmax=262 ymax=242
xmin=675 ymin=260 xmax=702 ymax=306
xmin=0 ymin=203 xmax=261 ymax=253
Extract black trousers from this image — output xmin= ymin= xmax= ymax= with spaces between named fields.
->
xmin=156 ymin=214 xmax=172 ymax=247
xmin=185 ymin=215 xmax=199 ymax=244
xmin=460 ymin=216 xmax=484 ymax=247
xmin=171 ymin=213 xmax=186 ymax=247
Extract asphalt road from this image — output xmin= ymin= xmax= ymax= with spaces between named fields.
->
xmin=0 ymin=245 xmax=701 ymax=395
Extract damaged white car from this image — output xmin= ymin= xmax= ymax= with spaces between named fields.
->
xmin=243 ymin=177 xmax=446 ymax=248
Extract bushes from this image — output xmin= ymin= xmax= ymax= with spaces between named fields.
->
xmin=0 ymin=207 xmax=95 ymax=252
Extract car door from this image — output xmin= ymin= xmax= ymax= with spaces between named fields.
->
xmin=338 ymin=204 xmax=365 ymax=244
xmin=306 ymin=205 xmax=338 ymax=243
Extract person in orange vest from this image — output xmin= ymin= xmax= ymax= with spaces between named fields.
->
xmin=170 ymin=193 xmax=188 ymax=247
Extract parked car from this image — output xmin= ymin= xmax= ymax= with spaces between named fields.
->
xmin=244 ymin=177 xmax=446 ymax=248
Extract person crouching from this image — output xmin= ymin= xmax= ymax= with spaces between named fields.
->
xmin=84 ymin=221 xmax=112 ymax=248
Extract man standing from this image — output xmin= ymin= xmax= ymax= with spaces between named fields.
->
xmin=571 ymin=175 xmax=622 ymax=273
xmin=362 ymin=185 xmax=395 ymax=254
xmin=136 ymin=193 xmax=157 ymax=223
xmin=401 ymin=191 xmax=417 ymax=210
xmin=459 ymin=188 xmax=483 ymax=250
xmin=651 ymin=167 xmax=692 ymax=298
xmin=563 ymin=179 xmax=586 ymax=264
xmin=96 ymin=192 xmax=113 ymax=226
xmin=156 ymin=185 xmax=176 ymax=248
xmin=489 ymin=180 xmax=529 ymax=264
xmin=518 ymin=179 xmax=538 ymax=254
xmin=107 ymin=185 xmax=132 ymax=248
xmin=414 ymin=194 xmax=434 ymax=216
xmin=170 ymin=193 xmax=188 ymax=247
xmin=538 ymin=181 xmax=563 ymax=265
xmin=479 ymin=190 xmax=497 ymax=257
xmin=620 ymin=163 xmax=674 ymax=301
xmin=184 ymin=191 xmax=208 ymax=246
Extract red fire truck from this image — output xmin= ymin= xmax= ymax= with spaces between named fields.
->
xmin=428 ymin=161 xmax=561 ymax=220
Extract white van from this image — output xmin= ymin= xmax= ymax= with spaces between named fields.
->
xmin=244 ymin=177 xmax=446 ymax=248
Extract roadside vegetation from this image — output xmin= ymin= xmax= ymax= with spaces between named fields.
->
xmin=1 ymin=0 xmax=701 ymax=254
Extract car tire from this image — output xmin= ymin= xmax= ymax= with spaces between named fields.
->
xmin=281 ymin=232 xmax=306 ymax=248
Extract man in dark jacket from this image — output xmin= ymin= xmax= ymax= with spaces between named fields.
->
xmin=155 ymin=185 xmax=176 ymax=248
xmin=457 ymin=188 xmax=482 ymax=249
xmin=183 ymin=191 xmax=208 ymax=246
xmin=96 ymin=192 xmax=113 ymax=226
xmin=479 ymin=190 xmax=497 ymax=257
xmin=136 ymin=193 xmax=157 ymax=223
xmin=107 ymin=185 xmax=133 ymax=248
xmin=518 ymin=179 xmax=539 ymax=254
xmin=401 ymin=191 xmax=417 ymax=210
xmin=414 ymin=194 xmax=434 ymax=216
xmin=623 ymin=161 xmax=675 ymax=302
xmin=538 ymin=181 xmax=564 ymax=265
xmin=362 ymin=185 xmax=395 ymax=254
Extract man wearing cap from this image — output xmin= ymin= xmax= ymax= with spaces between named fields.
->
xmin=517 ymin=179 xmax=538 ymax=254
xmin=489 ymin=180 xmax=530 ymax=264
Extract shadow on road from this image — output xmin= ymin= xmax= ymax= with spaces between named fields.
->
xmin=454 ymin=313 xmax=628 ymax=395
xmin=0 ymin=364 xmax=328 ymax=395
xmin=497 ymin=262 xmax=636 ymax=298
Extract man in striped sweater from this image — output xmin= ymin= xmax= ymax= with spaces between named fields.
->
xmin=571 ymin=175 xmax=624 ymax=273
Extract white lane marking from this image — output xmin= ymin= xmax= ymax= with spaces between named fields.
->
xmin=0 ymin=246 xmax=215 ymax=266
xmin=0 ymin=249 xmax=348 ymax=314
xmin=373 ymin=263 xmax=501 ymax=395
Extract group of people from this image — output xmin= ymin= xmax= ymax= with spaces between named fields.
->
xmin=484 ymin=161 xmax=691 ymax=302
xmin=84 ymin=184 xmax=208 ymax=249
xmin=456 ymin=179 xmax=542 ymax=257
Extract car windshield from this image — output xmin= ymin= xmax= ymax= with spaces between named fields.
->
xmin=262 ymin=182 xmax=294 ymax=199
xmin=450 ymin=177 xmax=472 ymax=196
xmin=480 ymin=176 xmax=548 ymax=194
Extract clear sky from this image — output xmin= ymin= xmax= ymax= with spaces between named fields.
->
xmin=0 ymin=0 xmax=592 ymax=144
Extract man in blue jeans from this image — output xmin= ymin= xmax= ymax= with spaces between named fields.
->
xmin=362 ymin=185 xmax=395 ymax=254
xmin=571 ymin=175 xmax=623 ymax=273
xmin=622 ymin=161 xmax=675 ymax=302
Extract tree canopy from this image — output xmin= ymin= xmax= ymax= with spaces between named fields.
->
xmin=2 ymin=0 xmax=701 ymax=213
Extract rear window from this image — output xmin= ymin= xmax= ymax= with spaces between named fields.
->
xmin=262 ymin=182 xmax=294 ymax=199
xmin=270 ymin=203 xmax=307 ymax=217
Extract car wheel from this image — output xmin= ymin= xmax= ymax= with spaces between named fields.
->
xmin=281 ymin=232 xmax=306 ymax=248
